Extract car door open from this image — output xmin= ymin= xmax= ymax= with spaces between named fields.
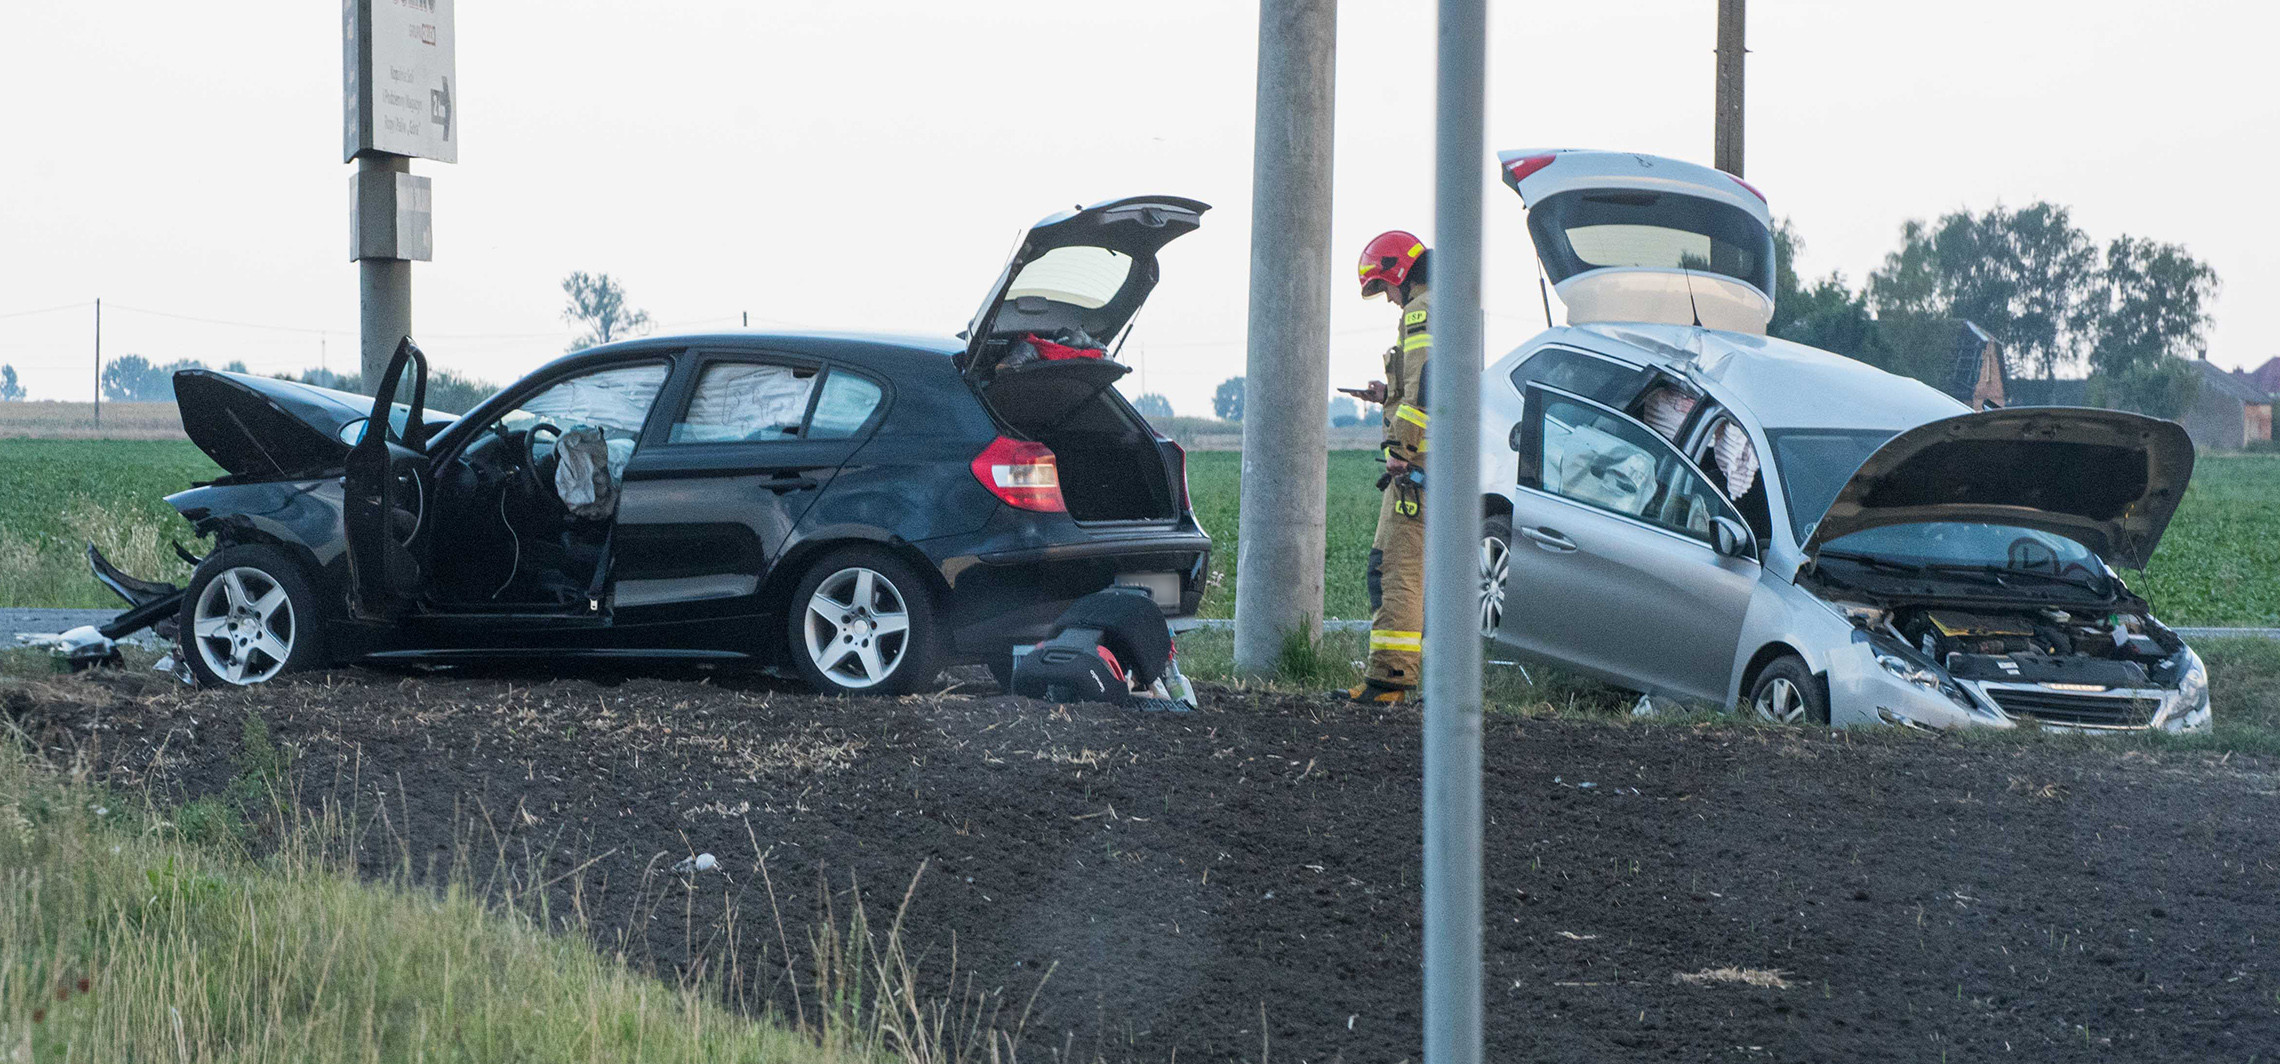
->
xmin=343 ymin=337 xmax=435 ymax=621
xmin=1501 ymin=382 xmax=1759 ymax=702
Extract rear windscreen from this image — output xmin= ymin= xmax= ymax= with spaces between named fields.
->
xmin=1527 ymin=189 xmax=1773 ymax=296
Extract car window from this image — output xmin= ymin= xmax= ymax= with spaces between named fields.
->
xmin=807 ymin=372 xmax=884 ymax=440
xmin=1535 ymin=392 xmax=1728 ymax=543
xmin=1766 ymin=428 xmax=1899 ymax=542
xmin=1526 ymin=189 xmax=1774 ymax=296
xmin=1510 ymin=347 xmax=1649 ymax=407
xmin=502 ymin=363 xmax=670 ymax=441
xmin=670 ymin=362 xmax=818 ymax=444
xmin=1008 ymin=246 xmax=1132 ymax=310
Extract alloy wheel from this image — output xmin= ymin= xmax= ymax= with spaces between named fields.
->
xmin=801 ymin=566 xmax=912 ymax=690
xmin=191 ymin=566 xmax=296 ymax=685
xmin=1478 ymin=533 xmax=1510 ymax=637
xmin=1753 ymin=676 xmax=1807 ymax=724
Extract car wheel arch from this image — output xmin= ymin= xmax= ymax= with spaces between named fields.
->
xmin=191 ymin=518 xmax=332 ymax=596
xmin=756 ymin=534 xmax=949 ymax=633
xmin=1480 ymin=493 xmax=1513 ymax=519
xmin=1737 ymin=641 xmax=1820 ymax=710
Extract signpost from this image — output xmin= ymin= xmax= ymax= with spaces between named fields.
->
xmin=344 ymin=0 xmax=455 ymax=391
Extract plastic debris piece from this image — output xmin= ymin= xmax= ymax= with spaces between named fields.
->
xmin=671 ymin=853 xmax=720 ymax=875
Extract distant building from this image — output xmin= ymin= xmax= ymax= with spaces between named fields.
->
xmin=2245 ymin=356 xmax=2280 ymax=397
xmin=1940 ymin=321 xmax=2008 ymax=410
xmin=2179 ymin=357 xmax=2272 ymax=452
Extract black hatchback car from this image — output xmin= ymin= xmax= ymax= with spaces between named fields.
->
xmin=131 ymin=196 xmax=1213 ymax=693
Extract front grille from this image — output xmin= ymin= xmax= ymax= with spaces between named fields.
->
xmin=1986 ymin=688 xmax=2159 ymax=727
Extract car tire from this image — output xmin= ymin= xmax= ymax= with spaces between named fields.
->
xmin=179 ymin=544 xmax=327 ymax=687
xmin=1747 ymin=655 xmax=1829 ymax=726
xmin=785 ymin=547 xmax=944 ymax=696
xmin=987 ymin=658 xmax=1016 ymax=693
xmin=1479 ymin=512 xmax=1513 ymax=638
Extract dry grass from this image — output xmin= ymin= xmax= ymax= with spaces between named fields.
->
xmin=0 ymin=727 xmax=1042 ymax=1063
xmin=0 ymin=401 xmax=184 ymax=440
xmin=1673 ymin=967 xmax=1794 ymax=989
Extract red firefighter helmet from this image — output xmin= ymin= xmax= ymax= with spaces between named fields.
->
xmin=1357 ymin=230 xmax=1426 ymax=297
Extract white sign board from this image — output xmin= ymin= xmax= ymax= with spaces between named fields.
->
xmin=344 ymin=0 xmax=457 ymax=163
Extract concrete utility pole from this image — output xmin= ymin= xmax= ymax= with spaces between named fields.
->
xmin=357 ymin=154 xmax=414 ymax=389
xmin=1233 ymin=0 xmax=1337 ymax=677
xmin=92 ymin=298 xmax=101 ymax=429
xmin=1423 ymin=0 xmax=1487 ymax=1060
xmin=1714 ymin=0 xmax=1746 ymax=176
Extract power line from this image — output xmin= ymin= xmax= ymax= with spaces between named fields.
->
xmin=0 ymin=300 xmax=94 ymax=320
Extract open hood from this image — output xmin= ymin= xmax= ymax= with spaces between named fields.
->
xmin=1498 ymin=149 xmax=1774 ymax=334
xmin=175 ymin=370 xmax=375 ymax=476
xmin=1802 ymin=408 xmax=2195 ymax=570
xmin=963 ymin=195 xmax=1208 ymax=364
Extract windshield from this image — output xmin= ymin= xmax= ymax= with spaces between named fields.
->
xmin=1526 ymin=189 xmax=1773 ymax=295
xmin=1768 ymin=428 xmax=1892 ymax=543
xmin=1820 ymin=522 xmax=2105 ymax=575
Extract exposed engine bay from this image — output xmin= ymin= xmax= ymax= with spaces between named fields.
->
xmin=1864 ymin=604 xmax=2187 ymax=690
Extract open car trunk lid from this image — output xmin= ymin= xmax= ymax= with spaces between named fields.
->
xmin=1801 ymin=407 xmax=2195 ymax=570
xmin=1498 ymin=149 xmax=1775 ymax=334
xmin=961 ymin=196 xmax=1207 ymax=523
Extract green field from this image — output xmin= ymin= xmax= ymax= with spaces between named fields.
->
xmin=1186 ymin=450 xmax=2280 ymax=627
xmin=0 ymin=439 xmax=220 ymax=608
xmin=3 ymin=440 xmax=2277 ymax=628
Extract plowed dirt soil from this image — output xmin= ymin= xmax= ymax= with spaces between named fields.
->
xmin=8 ymin=667 xmax=2278 ymax=1062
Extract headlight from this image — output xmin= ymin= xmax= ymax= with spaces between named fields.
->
xmin=1875 ymin=653 xmax=1941 ymax=690
xmin=2157 ymin=648 xmax=2211 ymax=732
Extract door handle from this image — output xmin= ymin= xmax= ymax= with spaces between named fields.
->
xmin=1520 ymin=526 xmax=1577 ymax=553
xmin=757 ymin=474 xmax=818 ymax=494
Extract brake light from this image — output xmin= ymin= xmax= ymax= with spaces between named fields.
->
xmin=1729 ymin=174 xmax=1767 ymax=203
xmin=971 ymin=436 xmax=1065 ymax=512
xmin=1503 ymin=153 xmax=1556 ymax=186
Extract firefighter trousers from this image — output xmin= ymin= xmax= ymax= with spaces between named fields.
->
xmin=1365 ymin=483 xmax=1424 ymax=687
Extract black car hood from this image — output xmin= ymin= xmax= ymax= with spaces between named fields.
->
xmin=1801 ymin=407 xmax=2195 ymax=570
xmin=175 ymin=370 xmax=379 ymax=477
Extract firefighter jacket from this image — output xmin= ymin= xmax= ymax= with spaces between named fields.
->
xmin=1380 ymin=286 xmax=1431 ymax=467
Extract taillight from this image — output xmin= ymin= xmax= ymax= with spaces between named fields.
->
xmin=971 ymin=436 xmax=1065 ymax=512
xmin=1503 ymin=153 xmax=1556 ymax=186
xmin=1161 ymin=436 xmax=1192 ymax=512
xmin=1729 ymin=174 xmax=1767 ymax=203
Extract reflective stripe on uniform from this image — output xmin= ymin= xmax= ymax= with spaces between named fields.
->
xmin=1394 ymin=404 xmax=1428 ymax=428
xmin=1402 ymin=333 xmax=1432 ymax=351
xmin=1370 ymin=630 xmax=1423 ymax=651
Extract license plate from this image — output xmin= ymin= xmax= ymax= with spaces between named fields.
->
xmin=1115 ymin=572 xmax=1180 ymax=609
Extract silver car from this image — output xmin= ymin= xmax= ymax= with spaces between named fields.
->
xmin=1473 ymin=150 xmax=2208 ymax=733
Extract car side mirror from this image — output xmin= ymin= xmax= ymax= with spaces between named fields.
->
xmin=1709 ymin=515 xmax=1757 ymax=561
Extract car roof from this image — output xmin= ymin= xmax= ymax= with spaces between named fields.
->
xmin=494 ymin=330 xmax=967 ymax=394
xmin=1557 ymin=322 xmax=1968 ymax=432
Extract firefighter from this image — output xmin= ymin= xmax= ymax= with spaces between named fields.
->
xmin=1340 ymin=230 xmax=1431 ymax=703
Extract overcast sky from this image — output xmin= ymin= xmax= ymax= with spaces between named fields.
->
xmin=3 ymin=1 xmax=2275 ymax=415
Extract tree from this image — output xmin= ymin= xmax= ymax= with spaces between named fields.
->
xmin=1212 ymin=376 xmax=1244 ymax=421
xmin=1767 ymin=219 xmax=1890 ymax=368
xmin=1133 ymin=392 xmax=1175 ymax=419
xmin=0 ymin=364 xmax=24 ymax=402
xmin=1327 ymin=395 xmax=1360 ymax=428
xmin=561 ymin=272 xmax=653 ymax=352
xmin=101 ymin=354 xmax=205 ymax=402
xmin=1867 ymin=203 xmax=2100 ymax=381
xmin=2081 ymin=235 xmax=2218 ymax=418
